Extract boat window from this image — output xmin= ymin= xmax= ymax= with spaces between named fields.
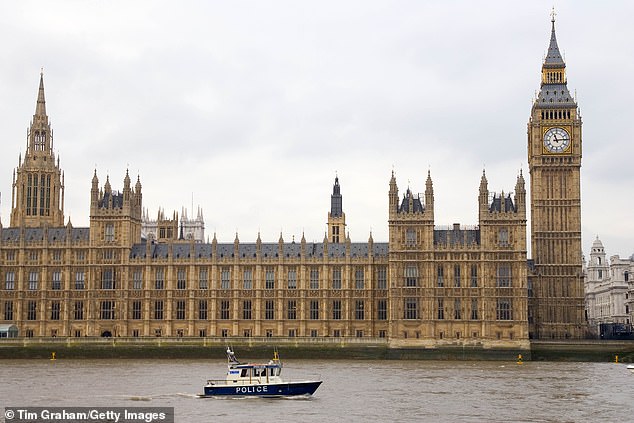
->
xmin=240 ymin=369 xmax=248 ymax=377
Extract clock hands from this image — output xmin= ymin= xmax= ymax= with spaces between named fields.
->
xmin=550 ymin=134 xmax=569 ymax=145
xmin=544 ymin=128 xmax=570 ymax=152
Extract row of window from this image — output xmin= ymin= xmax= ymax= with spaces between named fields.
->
xmin=19 ymin=328 xmax=382 ymax=338
xmin=2 ymin=264 xmax=515 ymax=291
xmin=406 ymin=298 xmax=513 ymax=320
xmin=3 ymin=298 xmax=513 ymax=322
xmin=3 ymin=271 xmax=84 ymax=290
xmin=403 ymin=228 xmax=512 ymax=246
xmin=1 ymin=271 xmax=515 ymax=291
xmin=3 ymin=250 xmax=87 ymax=262
xmin=2 ymin=299 xmax=377 ymax=322
xmin=2 ymin=267 xmax=389 ymax=291
xmin=427 ymin=264 xmax=512 ymax=288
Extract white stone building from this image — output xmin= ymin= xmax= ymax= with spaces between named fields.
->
xmin=584 ymin=237 xmax=633 ymax=337
xmin=141 ymin=207 xmax=205 ymax=243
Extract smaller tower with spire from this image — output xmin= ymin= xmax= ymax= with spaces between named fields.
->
xmin=327 ymin=176 xmax=346 ymax=243
xmin=10 ymin=71 xmax=65 ymax=227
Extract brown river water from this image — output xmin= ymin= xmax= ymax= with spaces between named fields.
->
xmin=1 ymin=358 xmax=632 ymax=422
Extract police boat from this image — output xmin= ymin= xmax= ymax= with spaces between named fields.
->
xmin=199 ymin=347 xmax=322 ymax=397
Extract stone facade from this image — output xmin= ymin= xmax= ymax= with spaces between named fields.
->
xmin=584 ymin=237 xmax=633 ymax=336
xmin=387 ymin=171 xmax=528 ymax=347
xmin=0 ymin=16 xmax=585 ymax=346
xmin=527 ymin=16 xmax=585 ymax=339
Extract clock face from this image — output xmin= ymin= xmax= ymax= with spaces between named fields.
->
xmin=543 ymin=127 xmax=571 ymax=153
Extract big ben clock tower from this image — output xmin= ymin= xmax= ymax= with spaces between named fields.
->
xmin=528 ymin=13 xmax=585 ymax=339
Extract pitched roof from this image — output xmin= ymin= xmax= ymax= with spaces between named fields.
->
xmin=544 ymin=19 xmax=565 ymax=68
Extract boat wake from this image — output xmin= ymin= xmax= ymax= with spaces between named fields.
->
xmin=175 ymin=392 xmax=200 ymax=399
xmin=110 ymin=392 xmax=200 ymax=401
xmin=127 ymin=396 xmax=152 ymax=401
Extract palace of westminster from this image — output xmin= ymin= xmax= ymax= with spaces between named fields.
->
xmin=0 ymin=17 xmax=589 ymax=347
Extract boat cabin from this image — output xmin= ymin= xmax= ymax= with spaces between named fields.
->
xmin=230 ymin=364 xmax=282 ymax=379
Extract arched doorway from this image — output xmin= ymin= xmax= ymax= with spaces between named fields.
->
xmin=101 ymin=330 xmax=112 ymax=338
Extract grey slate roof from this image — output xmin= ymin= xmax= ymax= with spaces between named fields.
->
xmin=544 ymin=21 xmax=565 ymax=68
xmin=330 ymin=177 xmax=343 ymax=217
xmin=536 ymin=84 xmax=575 ymax=108
xmin=489 ymin=195 xmax=516 ymax=213
xmin=99 ymin=191 xmax=124 ymax=209
xmin=128 ymin=241 xmax=389 ymax=259
xmin=399 ymin=190 xmax=424 ymax=214
xmin=2 ymin=228 xmax=21 ymax=242
xmin=0 ymin=227 xmax=89 ymax=243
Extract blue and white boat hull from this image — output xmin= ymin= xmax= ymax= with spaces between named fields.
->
xmin=202 ymin=380 xmax=322 ymax=397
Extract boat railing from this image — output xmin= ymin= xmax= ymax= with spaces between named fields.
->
xmin=206 ymin=377 xmax=271 ymax=386
xmin=206 ymin=375 xmax=318 ymax=386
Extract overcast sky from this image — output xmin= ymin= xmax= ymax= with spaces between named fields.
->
xmin=0 ymin=1 xmax=632 ymax=259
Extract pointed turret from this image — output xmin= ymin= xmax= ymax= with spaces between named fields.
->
xmin=479 ymin=170 xmax=488 ymax=210
xmin=278 ymin=232 xmax=284 ymax=256
xmin=389 ymin=170 xmax=399 ymax=215
xmin=124 ymin=169 xmax=131 ymax=189
xmin=211 ymin=231 xmax=218 ymax=258
xmin=92 ymin=169 xmax=99 ymax=188
xmin=327 ymin=175 xmax=346 ymax=244
xmin=424 ymin=170 xmax=434 ymax=217
xmin=514 ymin=170 xmax=526 ymax=214
xmin=256 ymin=231 xmax=262 ymax=257
xmin=123 ymin=169 xmax=131 ymax=202
xmin=544 ymin=13 xmax=565 ymax=68
xmin=35 ymin=72 xmax=47 ymax=116
xmin=330 ymin=176 xmax=343 ymax=217
xmin=91 ymin=170 xmax=99 ymax=210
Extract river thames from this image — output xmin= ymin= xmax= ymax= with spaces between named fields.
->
xmin=1 ymin=358 xmax=632 ymax=422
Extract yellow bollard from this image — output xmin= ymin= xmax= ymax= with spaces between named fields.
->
xmin=517 ymin=354 xmax=523 ymax=365
xmin=615 ymin=355 xmax=619 ymax=363
xmin=50 ymin=352 xmax=56 ymax=361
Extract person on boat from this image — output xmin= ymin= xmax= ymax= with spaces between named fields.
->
xmin=226 ymin=347 xmax=239 ymax=364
